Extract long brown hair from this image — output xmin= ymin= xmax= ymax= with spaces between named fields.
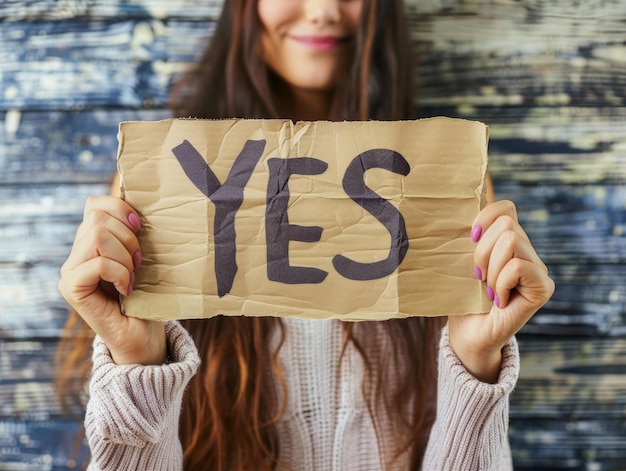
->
xmin=56 ymin=0 xmax=444 ymax=469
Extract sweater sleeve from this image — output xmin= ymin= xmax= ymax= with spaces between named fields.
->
xmin=85 ymin=321 xmax=201 ymax=471
xmin=421 ymin=324 xmax=519 ymax=470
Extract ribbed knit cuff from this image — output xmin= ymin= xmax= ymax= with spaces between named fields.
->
xmin=85 ymin=321 xmax=200 ymax=470
xmin=422 ymin=324 xmax=518 ymax=470
xmin=438 ymin=323 xmax=519 ymax=394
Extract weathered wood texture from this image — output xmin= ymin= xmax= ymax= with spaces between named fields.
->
xmin=1 ymin=1 xmax=625 ymax=469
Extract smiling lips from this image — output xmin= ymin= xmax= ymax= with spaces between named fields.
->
xmin=290 ymin=35 xmax=350 ymax=52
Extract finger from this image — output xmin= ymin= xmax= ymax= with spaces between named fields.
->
xmin=474 ymin=212 xmax=548 ymax=281
xmin=79 ymin=195 xmax=141 ymax=235
xmin=493 ymin=258 xmax=555 ymax=312
xmin=471 ymin=200 xmax=528 ymax=247
xmin=74 ymin=229 xmax=139 ymax=272
xmin=59 ymin=255 xmax=133 ymax=310
xmin=64 ymin=215 xmax=140 ymax=273
xmin=473 ymin=209 xmax=538 ymax=273
xmin=473 ymin=199 xmax=518 ymax=227
xmin=71 ymin=236 xmax=132 ymax=271
xmin=83 ymin=208 xmax=140 ymax=265
xmin=484 ymin=230 xmax=545 ymax=290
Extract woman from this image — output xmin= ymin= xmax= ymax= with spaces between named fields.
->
xmin=56 ymin=0 xmax=555 ymax=469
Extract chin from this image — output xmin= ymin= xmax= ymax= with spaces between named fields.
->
xmin=290 ymin=73 xmax=338 ymax=92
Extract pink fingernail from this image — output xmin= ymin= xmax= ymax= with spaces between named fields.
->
xmin=133 ymin=250 xmax=142 ymax=268
xmin=486 ymin=286 xmax=495 ymax=301
xmin=474 ymin=266 xmax=483 ymax=280
xmin=128 ymin=213 xmax=141 ymax=230
xmin=495 ymin=294 xmax=501 ymax=308
xmin=471 ymin=225 xmax=483 ymax=243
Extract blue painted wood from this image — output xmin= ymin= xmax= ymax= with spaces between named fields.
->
xmin=511 ymin=337 xmax=626 ymax=469
xmin=0 ymin=1 xmax=223 ymax=21
xmin=0 ymin=20 xmax=212 ymax=110
xmin=0 ymin=337 xmax=89 ymax=469
xmin=0 ymin=419 xmax=88 ymax=470
xmin=0 ymin=183 xmax=110 ymax=340
xmin=0 ymin=110 xmax=169 ymax=183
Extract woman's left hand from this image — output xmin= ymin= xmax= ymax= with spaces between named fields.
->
xmin=448 ymin=200 xmax=555 ymax=383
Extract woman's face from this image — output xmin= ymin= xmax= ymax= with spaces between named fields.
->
xmin=258 ymin=0 xmax=363 ymax=92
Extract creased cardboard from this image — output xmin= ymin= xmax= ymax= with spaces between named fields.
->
xmin=117 ymin=117 xmax=491 ymax=321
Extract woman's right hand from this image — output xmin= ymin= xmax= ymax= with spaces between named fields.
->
xmin=58 ymin=195 xmax=167 ymax=365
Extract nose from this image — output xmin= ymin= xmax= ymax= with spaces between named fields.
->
xmin=305 ymin=0 xmax=340 ymax=24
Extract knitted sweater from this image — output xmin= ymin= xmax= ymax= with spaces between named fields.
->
xmin=85 ymin=319 xmax=519 ymax=470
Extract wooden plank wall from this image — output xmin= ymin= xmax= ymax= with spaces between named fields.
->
xmin=1 ymin=1 xmax=624 ymax=469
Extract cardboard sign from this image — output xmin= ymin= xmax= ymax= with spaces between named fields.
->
xmin=117 ymin=117 xmax=491 ymax=321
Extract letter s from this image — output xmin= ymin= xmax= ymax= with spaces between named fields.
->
xmin=333 ymin=149 xmax=410 ymax=280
